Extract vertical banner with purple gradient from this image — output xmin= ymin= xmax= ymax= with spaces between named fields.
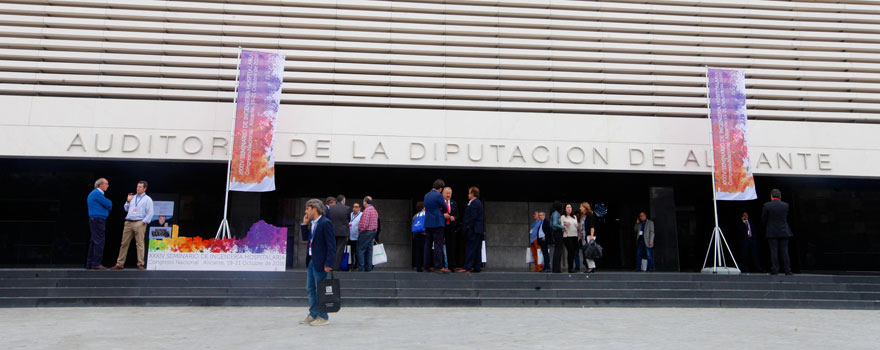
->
xmin=229 ymin=50 xmax=285 ymax=192
xmin=707 ymin=68 xmax=757 ymax=201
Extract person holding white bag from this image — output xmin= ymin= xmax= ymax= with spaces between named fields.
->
xmin=580 ymin=202 xmax=598 ymax=273
xmin=356 ymin=196 xmax=379 ymax=271
xmin=528 ymin=211 xmax=545 ymax=272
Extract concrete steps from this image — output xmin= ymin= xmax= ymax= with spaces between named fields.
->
xmin=1 ymin=269 xmax=878 ymax=309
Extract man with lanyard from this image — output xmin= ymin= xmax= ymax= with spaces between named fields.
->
xmin=112 ymin=180 xmax=154 ymax=270
xmin=634 ymin=212 xmax=655 ymax=272
xmin=299 ymin=198 xmax=335 ymax=326
xmin=739 ymin=212 xmax=764 ymax=273
xmin=347 ymin=202 xmax=363 ymax=270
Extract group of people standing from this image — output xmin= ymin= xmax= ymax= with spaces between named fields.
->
xmin=529 ymin=201 xmax=609 ymax=273
xmin=302 ymin=195 xmax=379 ymax=273
xmin=412 ymin=179 xmax=485 ymax=273
xmin=85 ymin=178 xmax=156 ymax=271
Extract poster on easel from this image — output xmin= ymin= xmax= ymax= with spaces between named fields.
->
xmin=148 ymin=220 xmax=287 ymax=272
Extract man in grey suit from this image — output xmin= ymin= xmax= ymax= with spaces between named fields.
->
xmin=327 ymin=195 xmax=352 ymax=270
xmin=762 ymin=189 xmax=793 ymax=275
xmin=634 ymin=212 xmax=655 ymax=272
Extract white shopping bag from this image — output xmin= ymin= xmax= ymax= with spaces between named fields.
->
xmin=537 ymin=249 xmax=544 ymax=265
xmin=641 ymin=259 xmax=648 ymax=271
xmin=526 ymin=247 xmax=534 ymax=264
xmin=481 ymin=241 xmax=487 ymax=263
xmin=373 ymin=243 xmax=388 ymax=265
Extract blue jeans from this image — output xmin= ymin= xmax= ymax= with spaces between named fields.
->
xmin=636 ymin=239 xmax=654 ymax=272
xmin=356 ymin=230 xmax=376 ymax=271
xmin=306 ymin=261 xmax=329 ymax=320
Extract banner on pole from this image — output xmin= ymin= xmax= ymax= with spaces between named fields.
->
xmin=229 ymin=50 xmax=285 ymax=192
xmin=707 ymin=68 xmax=757 ymax=201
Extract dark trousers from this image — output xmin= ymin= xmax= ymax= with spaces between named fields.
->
xmin=463 ymin=231 xmax=482 ymax=271
xmin=346 ymin=240 xmax=359 ymax=270
xmin=445 ymin=226 xmax=461 ymax=269
xmin=333 ymin=236 xmax=348 ymax=270
xmin=563 ymin=237 xmax=579 ymax=272
xmin=412 ymin=233 xmax=425 ymax=269
xmin=424 ymin=227 xmax=445 ymax=269
xmin=741 ymin=236 xmax=763 ymax=273
xmin=768 ymin=238 xmax=791 ymax=274
xmin=86 ymin=217 xmax=106 ymax=268
xmin=636 ymin=238 xmax=655 ymax=272
xmin=537 ymin=237 xmax=551 ymax=271
xmin=551 ymin=229 xmax=564 ymax=273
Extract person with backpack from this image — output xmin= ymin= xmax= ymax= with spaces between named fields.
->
xmin=411 ymin=201 xmax=426 ymax=272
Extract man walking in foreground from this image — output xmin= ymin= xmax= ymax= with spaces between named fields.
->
xmin=300 ymin=198 xmax=336 ymax=326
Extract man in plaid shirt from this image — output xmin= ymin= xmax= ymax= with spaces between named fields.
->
xmin=356 ymin=196 xmax=379 ymax=271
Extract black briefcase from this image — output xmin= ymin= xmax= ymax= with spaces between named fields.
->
xmin=317 ymin=271 xmax=341 ymax=313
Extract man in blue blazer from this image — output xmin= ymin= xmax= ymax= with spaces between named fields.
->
xmin=299 ymin=198 xmax=336 ymax=326
xmin=459 ymin=186 xmax=485 ymax=273
xmin=423 ymin=179 xmax=450 ymax=273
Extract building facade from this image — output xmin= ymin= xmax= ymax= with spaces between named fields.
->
xmin=1 ymin=0 xmax=879 ymax=271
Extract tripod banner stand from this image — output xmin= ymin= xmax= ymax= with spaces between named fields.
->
xmin=701 ymin=67 xmax=758 ymax=274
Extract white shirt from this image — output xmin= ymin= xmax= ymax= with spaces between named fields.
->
xmin=561 ymin=215 xmax=578 ymax=238
xmin=349 ymin=212 xmax=362 ymax=240
xmin=308 ymin=215 xmax=322 ymax=256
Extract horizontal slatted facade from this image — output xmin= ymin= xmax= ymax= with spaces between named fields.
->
xmin=1 ymin=0 xmax=879 ymax=122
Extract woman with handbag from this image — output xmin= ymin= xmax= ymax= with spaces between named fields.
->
xmin=581 ymin=202 xmax=598 ymax=273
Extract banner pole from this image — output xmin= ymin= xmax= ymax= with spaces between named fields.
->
xmin=216 ymin=46 xmax=243 ymax=240
xmin=701 ymin=66 xmax=740 ymax=274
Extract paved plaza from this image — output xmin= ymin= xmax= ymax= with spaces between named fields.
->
xmin=2 ymin=306 xmax=878 ymax=349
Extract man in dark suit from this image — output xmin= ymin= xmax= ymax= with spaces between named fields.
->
xmin=424 ymin=179 xmax=450 ymax=273
xmin=458 ymin=186 xmax=485 ymax=273
xmin=539 ymin=211 xmax=552 ymax=273
xmin=739 ymin=212 xmax=763 ymax=273
xmin=299 ymin=198 xmax=336 ymax=326
xmin=299 ymin=198 xmax=335 ymax=326
xmin=442 ymin=187 xmax=461 ymax=270
xmin=762 ymin=189 xmax=794 ymax=275
xmin=327 ymin=195 xmax=352 ymax=270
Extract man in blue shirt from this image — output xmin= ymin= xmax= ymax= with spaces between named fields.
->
xmin=423 ymin=179 xmax=449 ymax=273
xmin=112 ymin=181 xmax=154 ymax=270
xmin=528 ymin=211 xmax=546 ymax=272
xmin=86 ymin=178 xmax=112 ymax=270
